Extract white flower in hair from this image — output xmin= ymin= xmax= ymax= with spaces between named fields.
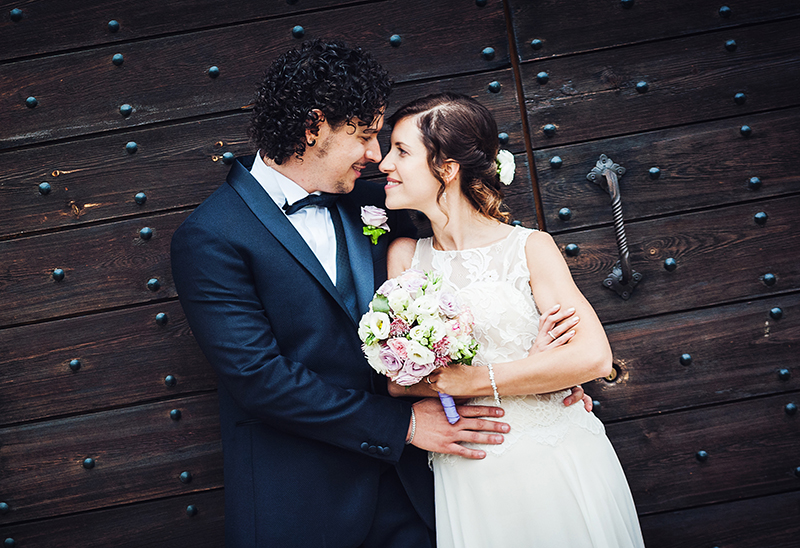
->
xmin=496 ymin=149 xmax=516 ymax=185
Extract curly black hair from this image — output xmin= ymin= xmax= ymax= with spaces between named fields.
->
xmin=249 ymin=39 xmax=392 ymax=165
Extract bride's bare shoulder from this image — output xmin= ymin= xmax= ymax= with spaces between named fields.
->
xmin=388 ymin=237 xmax=417 ymax=277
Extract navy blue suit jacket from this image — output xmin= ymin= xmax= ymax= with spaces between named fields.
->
xmin=171 ymin=157 xmax=434 ymax=547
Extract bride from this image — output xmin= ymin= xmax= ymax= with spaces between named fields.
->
xmin=379 ymin=92 xmax=645 ymax=547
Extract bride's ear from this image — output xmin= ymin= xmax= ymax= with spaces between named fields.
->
xmin=441 ymin=160 xmax=461 ymax=186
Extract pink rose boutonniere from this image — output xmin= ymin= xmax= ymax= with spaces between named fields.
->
xmin=361 ymin=205 xmax=390 ymax=245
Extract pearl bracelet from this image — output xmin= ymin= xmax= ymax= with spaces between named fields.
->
xmin=487 ymin=363 xmax=502 ymax=406
xmin=405 ymin=407 xmax=416 ymax=445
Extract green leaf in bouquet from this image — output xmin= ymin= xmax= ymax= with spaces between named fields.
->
xmin=372 ymin=294 xmax=391 ymax=314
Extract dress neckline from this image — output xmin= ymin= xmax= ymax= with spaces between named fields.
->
xmin=429 ymin=225 xmax=523 ymax=254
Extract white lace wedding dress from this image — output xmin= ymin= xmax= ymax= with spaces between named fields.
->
xmin=411 ymin=226 xmax=644 ymax=548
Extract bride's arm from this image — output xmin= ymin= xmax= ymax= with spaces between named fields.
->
xmin=429 ymin=230 xmax=612 ymax=398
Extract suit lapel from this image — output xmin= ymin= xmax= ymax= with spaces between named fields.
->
xmin=226 ymin=159 xmax=354 ymax=321
xmin=339 ymin=202 xmax=374 ymax=318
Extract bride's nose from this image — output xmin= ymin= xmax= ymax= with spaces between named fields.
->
xmin=378 ymin=156 xmax=393 ymax=174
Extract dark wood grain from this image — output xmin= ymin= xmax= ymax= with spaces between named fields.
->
xmin=0 ymin=0 xmax=365 ymax=62
xmin=0 ymin=210 xmax=187 ymax=328
xmin=0 ymin=113 xmax=249 ymax=239
xmin=640 ymin=490 xmax=800 ymax=548
xmin=0 ymin=393 xmax=223 ymax=524
xmin=534 ymin=107 xmax=800 ymax=232
xmin=0 ymin=300 xmax=214 ymax=426
xmin=553 ymin=195 xmax=800 ymax=323
xmin=608 ymin=392 xmax=800 ymax=514
xmin=589 ymin=293 xmax=800 ymax=422
xmin=0 ymin=490 xmax=225 ymax=548
xmin=1 ymin=0 xmax=508 ymax=149
xmin=520 ymin=18 xmax=800 ymax=147
xmin=509 ymin=0 xmax=800 ymax=62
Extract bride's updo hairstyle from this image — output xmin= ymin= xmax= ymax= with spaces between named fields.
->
xmin=387 ymin=92 xmax=510 ymax=223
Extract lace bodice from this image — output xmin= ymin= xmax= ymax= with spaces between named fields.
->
xmin=411 ymin=226 xmax=604 ymax=461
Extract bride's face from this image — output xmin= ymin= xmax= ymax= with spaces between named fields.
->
xmin=379 ymin=116 xmax=442 ymax=212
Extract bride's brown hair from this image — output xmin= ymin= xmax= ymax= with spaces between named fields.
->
xmin=387 ymin=92 xmax=511 ymax=223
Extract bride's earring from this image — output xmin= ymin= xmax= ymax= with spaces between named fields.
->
xmin=442 ymin=191 xmax=447 ymax=203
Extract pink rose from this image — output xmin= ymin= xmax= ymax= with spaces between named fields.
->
xmin=407 ymin=359 xmax=436 ymax=378
xmin=377 ymin=278 xmax=398 ymax=296
xmin=361 ymin=206 xmax=390 ymax=230
xmin=438 ymin=292 xmax=460 ymax=318
xmin=397 ymin=269 xmax=427 ymax=297
xmin=393 ymin=369 xmax=422 ymax=386
xmin=379 ymin=344 xmax=404 ymax=372
xmin=387 ymin=337 xmax=409 ymax=359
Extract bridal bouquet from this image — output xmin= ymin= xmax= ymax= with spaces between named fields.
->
xmin=358 ymin=269 xmax=480 ymax=424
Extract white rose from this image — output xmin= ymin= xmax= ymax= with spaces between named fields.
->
xmin=408 ymin=325 xmax=429 ymax=343
xmin=407 ymin=340 xmax=436 ymax=366
xmin=363 ymin=343 xmax=387 ymax=374
xmin=387 ymin=288 xmax=412 ymax=315
xmin=368 ymin=311 xmax=392 ymax=340
xmin=496 ymin=149 xmax=516 ymax=185
xmin=410 ymin=295 xmax=439 ymax=318
xmin=419 ymin=317 xmax=446 ymax=342
xmin=357 ymin=313 xmax=372 ymax=342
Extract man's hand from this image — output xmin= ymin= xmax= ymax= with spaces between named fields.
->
xmin=562 ymin=385 xmax=593 ymax=412
xmin=409 ymin=398 xmax=509 ymax=459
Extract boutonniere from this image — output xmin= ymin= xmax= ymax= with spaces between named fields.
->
xmin=361 ymin=206 xmax=391 ymax=245
xmin=496 ymin=149 xmax=516 ymax=185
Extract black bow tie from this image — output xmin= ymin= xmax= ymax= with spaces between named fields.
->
xmin=282 ymin=193 xmax=340 ymax=215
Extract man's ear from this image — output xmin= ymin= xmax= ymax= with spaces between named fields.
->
xmin=305 ymin=109 xmax=326 ymax=146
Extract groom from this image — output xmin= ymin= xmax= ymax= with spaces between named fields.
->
xmin=171 ymin=39 xmax=520 ymax=547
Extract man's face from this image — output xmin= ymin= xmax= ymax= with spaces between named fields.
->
xmin=308 ymin=114 xmax=384 ymax=194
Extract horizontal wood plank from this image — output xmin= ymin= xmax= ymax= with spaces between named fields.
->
xmin=0 ymin=490 xmax=224 ymax=548
xmin=535 ymin=107 xmax=800 ymax=233
xmin=0 ymin=0 xmax=363 ymax=62
xmin=521 ymin=18 xmax=800 ymax=147
xmin=0 ymin=114 xmax=249 ymax=239
xmin=0 ymin=300 xmax=214 ymax=426
xmin=640 ymin=490 xmax=800 ymax=548
xmin=553 ymin=195 xmax=800 ymax=323
xmin=509 ymin=0 xmax=800 ymax=62
xmin=0 ymin=69 xmax=524 ymax=239
xmin=0 ymin=393 xmax=223 ymax=525
xmin=589 ymin=293 xmax=800 ymax=421
xmin=1 ymin=0 xmax=508 ymax=149
xmin=609 ymin=392 xmax=800 ymax=514
xmin=0 ymin=211 xmax=187 ymax=327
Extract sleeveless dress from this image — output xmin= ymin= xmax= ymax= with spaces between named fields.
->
xmin=411 ymin=226 xmax=644 ymax=548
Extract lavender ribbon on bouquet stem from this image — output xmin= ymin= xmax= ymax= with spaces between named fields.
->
xmin=439 ymin=392 xmax=460 ymax=424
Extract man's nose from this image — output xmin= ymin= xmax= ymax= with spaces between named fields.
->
xmin=366 ymin=139 xmax=382 ymax=163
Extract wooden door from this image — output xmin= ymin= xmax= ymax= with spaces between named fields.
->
xmin=1 ymin=1 xmax=798 ymax=546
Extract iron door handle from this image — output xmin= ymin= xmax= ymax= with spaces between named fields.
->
xmin=586 ymin=155 xmax=642 ymax=300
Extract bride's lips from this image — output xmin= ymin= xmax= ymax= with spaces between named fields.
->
xmin=385 ymin=177 xmax=401 ymax=188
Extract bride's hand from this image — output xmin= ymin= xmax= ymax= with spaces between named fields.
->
xmin=427 ymin=363 xmax=483 ymax=397
xmin=530 ymin=304 xmax=579 ymax=355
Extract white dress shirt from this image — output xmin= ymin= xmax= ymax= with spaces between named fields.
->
xmin=250 ymin=152 xmax=338 ymax=285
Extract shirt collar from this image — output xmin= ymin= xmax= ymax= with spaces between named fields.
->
xmin=250 ymin=151 xmax=318 ymax=209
